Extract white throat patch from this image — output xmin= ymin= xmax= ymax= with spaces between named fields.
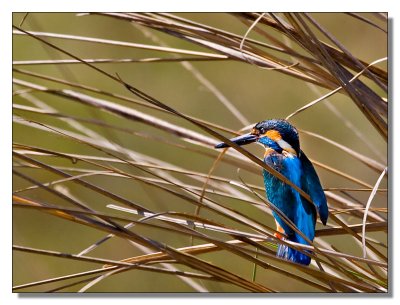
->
xmin=277 ymin=139 xmax=297 ymax=156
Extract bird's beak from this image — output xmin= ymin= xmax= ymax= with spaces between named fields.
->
xmin=214 ymin=133 xmax=258 ymax=149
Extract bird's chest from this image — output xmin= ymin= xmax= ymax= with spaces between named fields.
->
xmin=262 ymin=150 xmax=302 ymax=200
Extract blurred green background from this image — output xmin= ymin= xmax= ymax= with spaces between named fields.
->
xmin=12 ymin=13 xmax=387 ymax=292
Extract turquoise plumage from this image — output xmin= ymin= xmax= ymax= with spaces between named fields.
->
xmin=215 ymin=119 xmax=328 ymax=265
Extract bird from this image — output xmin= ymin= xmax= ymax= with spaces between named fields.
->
xmin=215 ymin=119 xmax=328 ymax=265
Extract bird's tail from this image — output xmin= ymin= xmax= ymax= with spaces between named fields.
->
xmin=277 ymin=243 xmax=312 ymax=265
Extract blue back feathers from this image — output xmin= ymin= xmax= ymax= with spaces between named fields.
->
xmin=263 ymin=150 xmax=328 ymax=265
xmin=299 ymin=151 xmax=329 ymax=225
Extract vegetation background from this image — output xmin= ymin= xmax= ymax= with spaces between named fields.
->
xmin=12 ymin=13 xmax=387 ymax=292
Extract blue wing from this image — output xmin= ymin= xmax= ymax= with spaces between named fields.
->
xmin=299 ymin=151 xmax=329 ymax=225
xmin=262 ymin=152 xmax=299 ymax=237
xmin=263 ymin=150 xmax=327 ymax=265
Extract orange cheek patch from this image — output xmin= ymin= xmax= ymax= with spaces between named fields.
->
xmin=265 ymin=130 xmax=282 ymax=141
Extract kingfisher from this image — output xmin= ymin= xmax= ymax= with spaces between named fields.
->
xmin=215 ymin=119 xmax=328 ymax=265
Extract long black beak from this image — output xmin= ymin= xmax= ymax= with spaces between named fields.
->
xmin=214 ymin=133 xmax=258 ymax=149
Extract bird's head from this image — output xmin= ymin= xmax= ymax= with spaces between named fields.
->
xmin=215 ymin=119 xmax=300 ymax=156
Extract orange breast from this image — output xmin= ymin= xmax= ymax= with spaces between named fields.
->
xmin=274 ymin=219 xmax=286 ymax=239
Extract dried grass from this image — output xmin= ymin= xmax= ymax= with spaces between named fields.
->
xmin=12 ymin=13 xmax=387 ymax=292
